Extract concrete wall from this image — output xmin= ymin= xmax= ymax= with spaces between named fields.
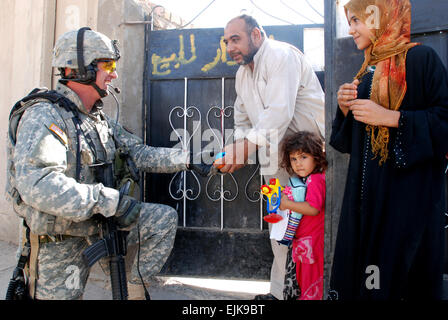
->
xmin=0 ymin=0 xmax=185 ymax=244
xmin=0 ymin=0 xmax=57 ymax=244
xmin=98 ymin=0 xmax=146 ymax=137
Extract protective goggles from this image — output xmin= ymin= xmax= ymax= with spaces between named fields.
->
xmin=97 ymin=60 xmax=117 ymax=74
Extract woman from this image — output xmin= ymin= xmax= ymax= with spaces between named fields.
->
xmin=329 ymin=0 xmax=448 ymax=300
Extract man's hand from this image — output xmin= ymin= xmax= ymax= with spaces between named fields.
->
xmin=337 ymin=79 xmax=359 ymax=116
xmin=214 ymin=139 xmax=257 ymax=173
xmin=348 ymin=99 xmax=400 ymax=128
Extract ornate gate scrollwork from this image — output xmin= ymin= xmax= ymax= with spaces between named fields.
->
xmin=167 ymin=77 xmax=265 ymax=230
xmin=168 ymin=78 xmax=202 ymax=226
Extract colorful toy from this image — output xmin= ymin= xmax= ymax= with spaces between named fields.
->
xmin=213 ymin=152 xmax=226 ymax=169
xmin=260 ymin=178 xmax=285 ymax=223
xmin=283 ymin=186 xmax=294 ymax=200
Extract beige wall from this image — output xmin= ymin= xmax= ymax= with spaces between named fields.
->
xmin=0 ymin=0 xmax=103 ymax=244
xmin=0 ymin=0 xmax=57 ymax=244
xmin=0 ymin=0 xmax=184 ymax=244
xmin=98 ymin=0 xmax=146 ymax=136
xmin=52 ymin=0 xmax=99 ymax=88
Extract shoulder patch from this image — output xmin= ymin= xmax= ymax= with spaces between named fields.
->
xmin=48 ymin=123 xmax=68 ymax=145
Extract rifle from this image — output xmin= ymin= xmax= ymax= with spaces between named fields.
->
xmin=82 ymin=176 xmax=131 ymax=300
xmin=5 ymin=222 xmax=32 ymax=300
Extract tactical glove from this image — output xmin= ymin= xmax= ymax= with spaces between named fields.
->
xmin=115 ymin=195 xmax=142 ymax=229
xmin=188 ymin=152 xmax=215 ymax=177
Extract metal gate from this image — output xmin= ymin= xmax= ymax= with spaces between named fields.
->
xmin=325 ymin=0 xmax=448 ymax=295
xmin=144 ymin=24 xmax=323 ymax=279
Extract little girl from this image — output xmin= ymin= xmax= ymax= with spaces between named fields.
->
xmin=279 ymin=131 xmax=327 ymax=300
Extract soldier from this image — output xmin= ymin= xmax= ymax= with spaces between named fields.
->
xmin=6 ymin=27 xmax=210 ymax=300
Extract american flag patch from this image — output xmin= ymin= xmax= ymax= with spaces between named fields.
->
xmin=48 ymin=123 xmax=68 ymax=145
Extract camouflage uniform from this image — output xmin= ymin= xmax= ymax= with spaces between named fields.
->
xmin=7 ymin=80 xmax=188 ymax=299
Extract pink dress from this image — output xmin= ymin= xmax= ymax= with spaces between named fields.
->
xmin=292 ymin=172 xmax=325 ymax=300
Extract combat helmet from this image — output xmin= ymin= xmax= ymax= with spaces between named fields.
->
xmin=52 ymin=27 xmax=120 ymax=97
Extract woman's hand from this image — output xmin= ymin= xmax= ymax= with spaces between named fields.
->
xmin=337 ymin=79 xmax=359 ymax=116
xmin=348 ymin=99 xmax=400 ymax=127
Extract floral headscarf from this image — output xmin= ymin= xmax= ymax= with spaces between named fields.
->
xmin=344 ymin=0 xmax=419 ymax=164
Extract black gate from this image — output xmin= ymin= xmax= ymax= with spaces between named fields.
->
xmin=324 ymin=0 xmax=448 ymax=296
xmin=144 ymin=24 xmax=323 ymax=279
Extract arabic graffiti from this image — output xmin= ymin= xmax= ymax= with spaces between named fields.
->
xmin=150 ymin=32 xmax=277 ymax=77
xmin=151 ymin=34 xmax=197 ymax=76
xmin=151 ymin=33 xmax=239 ymax=76
xmin=200 ymin=35 xmax=275 ymax=73
xmin=201 ymin=36 xmax=237 ymax=72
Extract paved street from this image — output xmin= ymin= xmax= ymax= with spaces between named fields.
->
xmin=3 ymin=239 xmax=447 ymax=300
xmin=0 ymin=239 xmax=267 ymax=300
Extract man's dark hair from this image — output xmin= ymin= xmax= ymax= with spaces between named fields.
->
xmin=235 ymin=14 xmax=266 ymax=38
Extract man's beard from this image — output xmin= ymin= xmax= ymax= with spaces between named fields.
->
xmin=239 ymin=38 xmax=259 ymax=65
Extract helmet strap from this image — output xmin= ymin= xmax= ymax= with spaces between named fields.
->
xmin=90 ymin=82 xmax=108 ymax=98
xmin=76 ymin=27 xmax=92 ymax=82
xmin=58 ymin=63 xmax=96 ymax=83
xmin=58 ymin=70 xmax=107 ymax=99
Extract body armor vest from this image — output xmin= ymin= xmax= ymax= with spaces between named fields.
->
xmin=6 ymin=88 xmax=116 ymax=236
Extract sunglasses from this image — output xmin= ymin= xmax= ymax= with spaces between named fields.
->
xmin=97 ymin=60 xmax=117 ymax=74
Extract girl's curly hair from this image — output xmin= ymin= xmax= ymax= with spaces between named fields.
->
xmin=281 ymin=131 xmax=328 ymax=176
